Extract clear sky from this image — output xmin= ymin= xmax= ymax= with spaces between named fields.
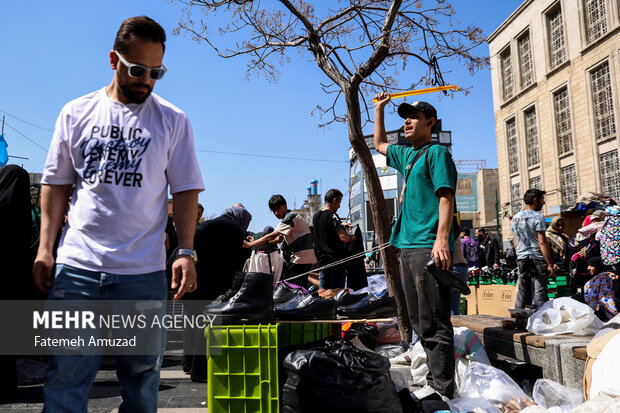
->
xmin=0 ymin=0 xmax=523 ymax=232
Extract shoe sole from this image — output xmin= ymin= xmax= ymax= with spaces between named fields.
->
xmin=212 ymin=312 xmax=274 ymax=325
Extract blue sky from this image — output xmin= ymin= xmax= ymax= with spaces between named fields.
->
xmin=0 ymin=0 xmax=522 ymax=232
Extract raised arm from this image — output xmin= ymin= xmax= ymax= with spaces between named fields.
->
xmin=373 ymin=92 xmax=391 ymax=156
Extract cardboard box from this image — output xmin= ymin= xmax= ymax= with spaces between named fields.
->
xmin=475 ymin=284 xmax=516 ymax=317
xmin=465 ymin=285 xmax=478 ymax=315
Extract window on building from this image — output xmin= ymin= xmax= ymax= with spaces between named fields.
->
xmin=560 ymin=164 xmax=578 ymax=208
xmin=529 ymin=176 xmax=542 ymax=190
xmin=600 ymin=150 xmax=620 ymax=201
xmin=506 ymin=118 xmax=519 ymax=175
xmin=518 ymin=31 xmax=534 ymax=88
xmin=524 ymin=108 xmax=540 ymax=167
xmin=500 ymin=48 xmax=514 ymax=100
xmin=591 ymin=62 xmax=616 ymax=141
xmin=585 ymin=0 xmax=608 ymax=43
xmin=553 ymin=88 xmax=573 ymax=155
xmin=548 ymin=6 xmax=567 ymax=68
xmin=511 ymin=182 xmax=522 ymax=215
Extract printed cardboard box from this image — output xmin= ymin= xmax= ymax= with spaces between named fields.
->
xmin=476 ymin=284 xmax=516 ymax=317
xmin=465 ymin=285 xmax=477 ymax=315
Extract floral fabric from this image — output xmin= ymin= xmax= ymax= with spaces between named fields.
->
xmin=584 ymin=272 xmax=618 ymax=320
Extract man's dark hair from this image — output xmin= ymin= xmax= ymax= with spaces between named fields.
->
xmin=477 ymin=228 xmax=486 ymax=234
xmin=462 ymin=227 xmax=471 ymax=236
xmin=113 ymin=16 xmax=166 ymax=55
xmin=523 ymin=188 xmax=546 ymax=205
xmin=325 ymin=189 xmax=343 ymax=204
xmin=268 ymin=194 xmax=287 ymax=212
xmin=197 ymin=203 xmax=204 ymax=214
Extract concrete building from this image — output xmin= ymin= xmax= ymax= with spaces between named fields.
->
xmin=488 ymin=0 xmax=620 ymax=241
xmin=456 ymin=166 xmax=501 ymax=241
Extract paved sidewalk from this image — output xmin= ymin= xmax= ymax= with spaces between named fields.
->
xmin=0 ymin=332 xmax=208 ymax=412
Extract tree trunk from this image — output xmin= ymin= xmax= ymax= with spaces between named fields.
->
xmin=344 ymin=86 xmax=412 ymax=343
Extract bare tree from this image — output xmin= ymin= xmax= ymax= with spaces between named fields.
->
xmin=175 ymin=0 xmax=488 ymax=340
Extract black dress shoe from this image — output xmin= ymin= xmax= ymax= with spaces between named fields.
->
xmin=273 ymin=281 xmax=302 ymax=305
xmin=337 ymin=294 xmax=396 ymax=319
xmin=333 ymin=290 xmax=368 ymax=308
xmin=424 ymin=259 xmax=471 ymax=295
xmin=274 ymin=289 xmax=307 ymax=311
xmin=274 ymin=294 xmax=336 ymax=320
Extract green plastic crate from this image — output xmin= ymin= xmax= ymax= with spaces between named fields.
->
xmin=206 ymin=323 xmax=330 ymax=413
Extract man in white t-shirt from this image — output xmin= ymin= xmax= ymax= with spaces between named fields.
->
xmin=32 ymin=16 xmax=204 ymax=412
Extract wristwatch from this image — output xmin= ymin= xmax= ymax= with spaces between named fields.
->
xmin=176 ymin=248 xmax=198 ymax=264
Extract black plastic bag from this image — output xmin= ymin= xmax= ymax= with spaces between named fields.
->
xmin=282 ymin=339 xmax=404 ymax=413
xmin=343 ymin=322 xmax=379 ymax=349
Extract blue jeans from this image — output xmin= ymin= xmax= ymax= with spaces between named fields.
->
xmin=43 ymin=264 xmax=168 ymax=413
xmin=451 ymin=264 xmax=469 ymax=315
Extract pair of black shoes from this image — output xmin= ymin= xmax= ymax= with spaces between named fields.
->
xmin=274 ymin=289 xmax=336 ymax=320
xmin=336 ymin=293 xmax=396 ymax=319
xmin=273 ymin=285 xmax=369 ymax=320
xmin=204 ymin=272 xmax=274 ymax=324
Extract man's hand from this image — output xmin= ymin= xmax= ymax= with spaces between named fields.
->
xmin=171 ymin=256 xmax=197 ymax=300
xmin=33 ymin=250 xmax=55 ymax=293
xmin=432 ymin=238 xmax=452 ymax=271
xmin=374 ymin=92 xmax=391 ymax=110
xmin=547 ymin=264 xmax=556 ymax=278
xmin=493 ymin=263 xmax=500 ymax=269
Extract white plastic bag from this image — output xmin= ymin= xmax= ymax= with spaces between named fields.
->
xmin=247 ymin=250 xmax=283 ymax=284
xmin=526 ymin=297 xmax=603 ymax=336
xmin=447 ymin=396 xmax=502 ymax=413
xmin=459 ymin=361 xmax=536 ymax=412
xmin=409 ymin=341 xmax=429 ymax=386
xmin=532 ymin=379 xmax=582 ymax=412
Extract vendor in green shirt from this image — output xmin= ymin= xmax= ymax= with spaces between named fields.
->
xmin=373 ymin=91 xmax=457 ymax=400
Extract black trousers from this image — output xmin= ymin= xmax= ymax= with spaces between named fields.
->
xmin=399 ymin=248 xmax=455 ymax=398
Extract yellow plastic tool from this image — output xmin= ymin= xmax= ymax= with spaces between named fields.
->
xmin=372 ymin=85 xmax=459 ymax=102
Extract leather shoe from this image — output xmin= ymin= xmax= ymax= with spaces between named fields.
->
xmin=273 ymin=281 xmax=303 ymax=305
xmin=424 ymin=259 xmax=471 ymax=295
xmin=337 ymin=294 xmax=396 ymax=319
xmin=333 ymin=290 xmax=368 ymax=308
xmin=274 ymin=293 xmax=336 ymax=320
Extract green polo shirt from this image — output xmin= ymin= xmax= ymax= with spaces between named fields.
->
xmin=386 ymin=143 xmax=457 ymax=250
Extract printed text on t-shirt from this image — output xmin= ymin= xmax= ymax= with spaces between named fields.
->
xmin=80 ymin=125 xmax=151 ymax=187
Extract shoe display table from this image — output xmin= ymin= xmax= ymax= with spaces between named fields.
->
xmin=451 ymin=314 xmax=592 ymax=390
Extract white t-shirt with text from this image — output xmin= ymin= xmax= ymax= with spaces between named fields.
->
xmin=42 ymin=88 xmax=204 ymax=274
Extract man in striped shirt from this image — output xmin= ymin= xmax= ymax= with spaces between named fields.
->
xmin=244 ymin=194 xmax=316 ymax=287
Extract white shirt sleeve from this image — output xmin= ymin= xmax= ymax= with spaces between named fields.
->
xmin=166 ymin=114 xmax=204 ymax=194
xmin=41 ymin=108 xmax=78 ymax=185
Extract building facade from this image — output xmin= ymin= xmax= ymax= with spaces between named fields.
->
xmin=488 ymin=0 xmax=620 ymax=242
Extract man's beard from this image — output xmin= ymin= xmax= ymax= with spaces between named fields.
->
xmin=118 ymin=80 xmax=152 ymax=104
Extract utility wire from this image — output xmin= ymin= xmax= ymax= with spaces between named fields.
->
xmin=0 ymin=109 xmax=54 ymax=132
xmin=2 ymin=121 xmax=49 ymax=152
xmin=196 ymin=149 xmax=348 ymax=164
